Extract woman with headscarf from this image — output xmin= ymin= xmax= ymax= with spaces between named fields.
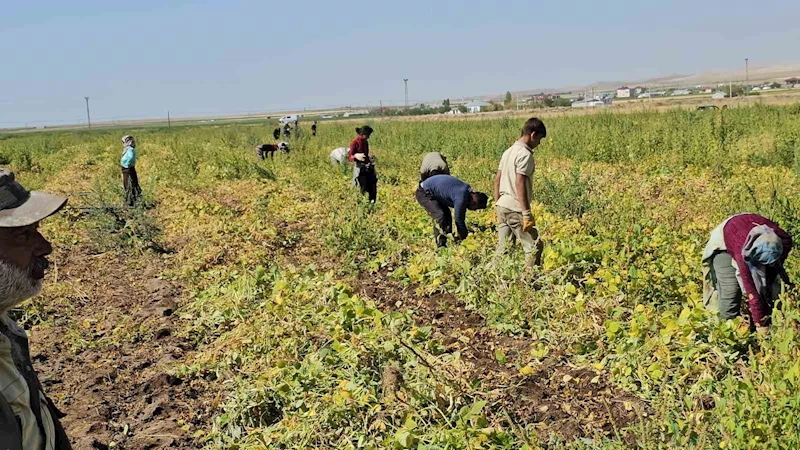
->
xmin=702 ymin=213 xmax=793 ymax=334
xmin=348 ymin=125 xmax=377 ymax=203
xmin=120 ymin=135 xmax=141 ymax=206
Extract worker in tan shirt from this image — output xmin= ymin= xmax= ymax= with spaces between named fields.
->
xmin=493 ymin=118 xmax=547 ymax=266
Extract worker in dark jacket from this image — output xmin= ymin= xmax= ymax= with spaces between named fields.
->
xmin=0 ymin=169 xmax=72 ymax=450
xmin=349 ymin=126 xmax=377 ymax=203
xmin=415 ymin=174 xmax=488 ymax=248
xmin=273 ymin=127 xmax=280 ymax=140
xmin=702 ymin=213 xmax=793 ymax=335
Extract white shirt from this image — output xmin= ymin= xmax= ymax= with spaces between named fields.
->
xmin=496 ymin=141 xmax=534 ymax=212
xmin=329 ymin=147 xmax=348 ymax=164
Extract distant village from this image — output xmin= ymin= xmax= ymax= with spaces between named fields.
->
xmin=321 ymin=76 xmax=800 ymax=120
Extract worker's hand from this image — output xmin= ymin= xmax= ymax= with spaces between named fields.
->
xmin=756 ymin=325 xmax=770 ymax=336
xmin=522 ymin=210 xmax=535 ymax=233
xmin=354 ymin=153 xmax=366 ymax=162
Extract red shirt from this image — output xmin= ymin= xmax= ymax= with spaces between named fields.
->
xmin=348 ymin=137 xmax=369 ymax=163
xmin=723 ymin=214 xmax=792 ymax=325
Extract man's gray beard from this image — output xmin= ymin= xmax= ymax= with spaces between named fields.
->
xmin=0 ymin=260 xmax=42 ymax=314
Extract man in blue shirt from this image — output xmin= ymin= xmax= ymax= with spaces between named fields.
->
xmin=415 ymin=174 xmax=488 ymax=248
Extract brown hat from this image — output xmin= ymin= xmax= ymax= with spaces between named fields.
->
xmin=0 ymin=169 xmax=67 ymax=227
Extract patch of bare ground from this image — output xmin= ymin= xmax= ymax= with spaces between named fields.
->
xmin=27 ymin=248 xmax=220 ymax=450
xmin=358 ymin=272 xmax=649 ymax=444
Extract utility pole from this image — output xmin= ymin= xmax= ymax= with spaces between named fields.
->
xmin=745 ymin=58 xmax=749 ymax=91
xmin=84 ymin=97 xmax=91 ymax=129
xmin=403 ymin=78 xmax=409 ymax=111
xmin=167 ymin=110 xmax=171 ymax=129
xmin=379 ymin=100 xmax=383 ymax=116
xmin=729 ymin=80 xmax=732 ymax=98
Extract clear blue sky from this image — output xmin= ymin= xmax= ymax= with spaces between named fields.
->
xmin=2 ymin=0 xmax=798 ymax=126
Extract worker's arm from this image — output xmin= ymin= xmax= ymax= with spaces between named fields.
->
xmin=348 ymin=141 xmax=357 ymax=162
xmin=493 ymin=170 xmax=502 ymax=203
xmin=733 ymin=254 xmax=770 ymax=326
xmin=515 ymin=173 xmax=530 ymax=213
xmin=453 ymin=189 xmax=470 ymax=241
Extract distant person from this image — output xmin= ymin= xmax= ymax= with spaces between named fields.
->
xmin=348 ymin=126 xmax=377 ymax=203
xmin=416 ymin=174 xmax=488 ymax=248
xmin=493 ymin=118 xmax=546 ymax=266
xmin=0 ymin=169 xmax=72 ymax=449
xmin=278 ymin=141 xmax=289 ymax=154
xmin=420 ymin=152 xmax=450 ymax=182
xmin=120 ymin=135 xmax=141 ymax=206
xmin=283 ymin=123 xmax=291 ymax=139
xmin=311 ymin=121 xmax=318 ymax=136
xmin=273 ymin=127 xmax=280 ymax=140
xmin=329 ymin=147 xmax=349 ymax=165
xmin=294 ymin=121 xmax=301 ymax=137
xmin=702 ymin=213 xmax=793 ymax=335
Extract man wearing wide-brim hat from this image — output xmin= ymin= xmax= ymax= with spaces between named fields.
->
xmin=0 ymin=169 xmax=72 ymax=449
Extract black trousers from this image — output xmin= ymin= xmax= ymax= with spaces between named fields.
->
xmin=355 ymin=166 xmax=378 ymax=202
xmin=415 ymin=187 xmax=451 ymax=247
xmin=121 ymin=166 xmax=142 ymax=206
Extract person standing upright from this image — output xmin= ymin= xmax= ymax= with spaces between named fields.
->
xmin=348 ymin=126 xmax=377 ymax=203
xmin=493 ymin=118 xmax=546 ymax=266
xmin=120 ymin=135 xmax=141 ymax=207
xmin=311 ymin=121 xmax=318 ymax=137
xmin=273 ymin=127 xmax=281 ymax=140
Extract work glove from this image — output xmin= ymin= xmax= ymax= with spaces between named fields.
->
xmin=354 ymin=153 xmax=366 ymax=162
xmin=522 ymin=210 xmax=535 ymax=233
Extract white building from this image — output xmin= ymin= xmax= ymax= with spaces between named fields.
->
xmin=638 ymin=91 xmax=666 ymax=99
xmin=465 ymin=100 xmax=491 ymax=113
xmin=616 ymin=86 xmax=634 ymax=98
xmin=712 ymin=92 xmax=727 ymax=99
xmin=671 ymin=89 xmax=691 ymax=96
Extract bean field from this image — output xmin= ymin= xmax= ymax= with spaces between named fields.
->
xmin=3 ymin=104 xmax=800 ymax=449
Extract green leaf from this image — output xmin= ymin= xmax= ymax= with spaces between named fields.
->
xmin=605 ymin=320 xmax=621 ymax=338
xmin=785 ymin=360 xmax=800 ymax=385
xmin=494 ymin=349 xmax=507 ymax=364
xmin=469 ymin=400 xmax=487 ymax=418
xmin=394 ymin=430 xmax=416 ymax=448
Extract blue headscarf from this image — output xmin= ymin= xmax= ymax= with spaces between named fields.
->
xmin=743 ymin=225 xmax=783 ymax=267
